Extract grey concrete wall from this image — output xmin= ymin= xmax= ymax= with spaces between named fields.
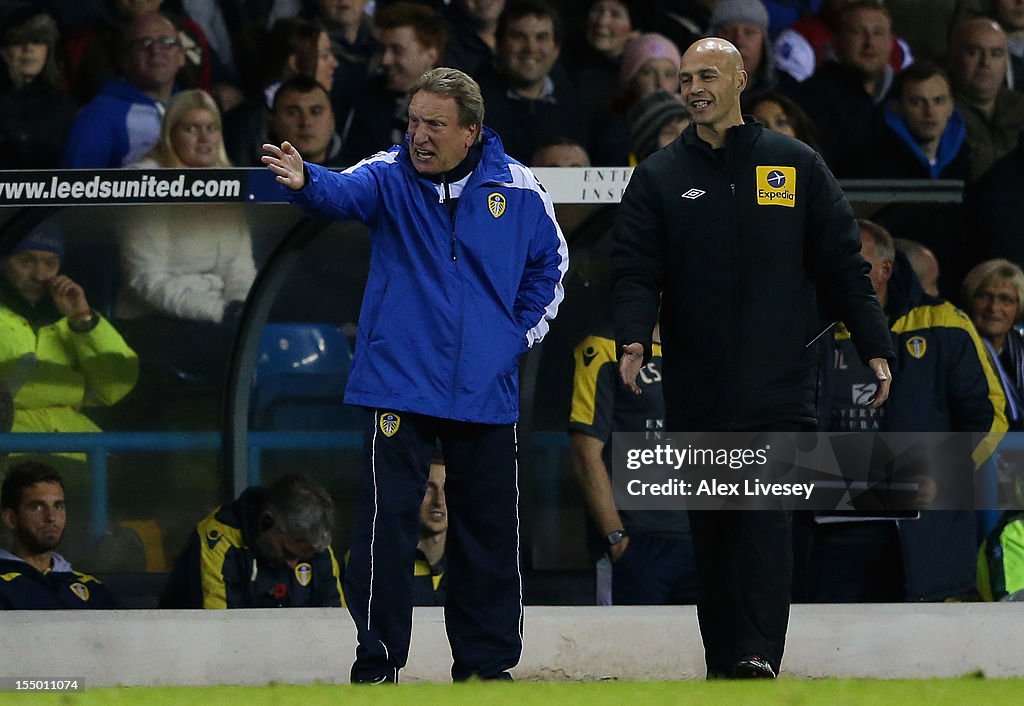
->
xmin=1 ymin=605 xmax=1022 ymax=686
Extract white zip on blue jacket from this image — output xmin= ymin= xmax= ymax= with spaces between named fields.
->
xmin=284 ymin=126 xmax=568 ymax=424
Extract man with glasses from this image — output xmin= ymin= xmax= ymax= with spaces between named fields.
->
xmin=61 ymin=13 xmax=185 ymax=168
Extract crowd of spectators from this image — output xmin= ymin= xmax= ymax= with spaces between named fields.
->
xmin=0 ymin=0 xmax=1019 ymax=182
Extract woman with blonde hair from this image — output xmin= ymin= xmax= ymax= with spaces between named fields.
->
xmin=119 ymin=89 xmax=256 ymax=412
xmin=962 ymin=258 xmax=1024 ymax=429
xmin=133 ymin=89 xmax=231 ymax=168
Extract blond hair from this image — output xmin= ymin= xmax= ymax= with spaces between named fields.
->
xmin=143 ymin=89 xmax=232 ymax=168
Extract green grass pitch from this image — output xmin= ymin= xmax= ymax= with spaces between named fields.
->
xmin=4 ymin=677 xmax=1019 ymax=705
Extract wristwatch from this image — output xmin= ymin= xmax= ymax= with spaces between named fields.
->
xmin=606 ymin=529 xmax=628 ymax=547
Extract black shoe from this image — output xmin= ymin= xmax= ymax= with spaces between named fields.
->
xmin=354 ymin=672 xmax=397 ymax=684
xmin=351 ymin=667 xmax=398 ymax=684
xmin=733 ymin=655 xmax=777 ymax=679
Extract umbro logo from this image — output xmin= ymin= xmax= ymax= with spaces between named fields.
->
xmin=681 ymin=189 xmax=705 ymax=199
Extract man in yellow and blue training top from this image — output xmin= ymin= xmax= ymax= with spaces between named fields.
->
xmin=0 ymin=461 xmax=116 ymax=609
xmin=160 ymin=474 xmax=342 ymax=609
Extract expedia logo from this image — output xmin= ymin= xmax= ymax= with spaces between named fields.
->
xmin=488 ymin=192 xmax=506 ymax=218
xmin=756 ymin=166 xmax=796 ymax=208
xmin=582 ymin=346 xmax=598 ymax=366
xmin=906 ymin=335 xmax=927 ymax=359
xmin=380 ymin=412 xmax=401 ymax=437
xmin=295 ymin=563 xmax=312 ymax=587
xmin=70 ymin=582 xmax=90 ymax=602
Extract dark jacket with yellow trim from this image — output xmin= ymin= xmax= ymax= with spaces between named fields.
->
xmin=160 ymin=488 xmax=343 ymax=609
xmin=0 ymin=551 xmax=116 ymax=609
xmin=824 ymin=252 xmax=1006 ymax=439
xmin=612 ymin=121 xmax=894 ymax=430
xmin=822 ymin=254 xmax=1007 ymax=601
xmin=412 ymin=547 xmax=446 ymax=607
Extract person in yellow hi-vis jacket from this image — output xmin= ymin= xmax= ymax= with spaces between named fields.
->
xmin=0 ymin=223 xmax=138 ymax=436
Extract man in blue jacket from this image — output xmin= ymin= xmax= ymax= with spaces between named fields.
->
xmin=263 ymin=66 xmax=567 ymax=683
xmin=60 ymin=13 xmax=185 ymax=168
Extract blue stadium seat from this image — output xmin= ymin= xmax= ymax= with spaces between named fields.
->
xmin=251 ymin=323 xmax=362 ymax=430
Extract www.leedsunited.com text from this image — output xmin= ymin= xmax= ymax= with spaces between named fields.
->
xmin=0 ymin=174 xmax=241 ymax=202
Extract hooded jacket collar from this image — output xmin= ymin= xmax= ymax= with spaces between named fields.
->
xmin=883 ymin=106 xmax=966 ymax=179
xmin=0 ymin=548 xmax=72 ymax=573
xmin=397 ymin=126 xmax=512 ymax=186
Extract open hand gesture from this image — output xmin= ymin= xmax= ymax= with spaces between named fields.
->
xmin=261 ymin=141 xmax=306 ymax=191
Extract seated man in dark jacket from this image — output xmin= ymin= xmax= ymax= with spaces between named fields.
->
xmin=161 ymin=473 xmax=343 ymax=609
xmin=0 ymin=460 xmax=116 ymax=610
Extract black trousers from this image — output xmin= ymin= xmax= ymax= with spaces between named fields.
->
xmin=612 ymin=533 xmax=698 ymax=605
xmin=344 ymin=410 xmax=523 ymax=682
xmin=685 ymin=421 xmax=809 ymax=678
xmin=688 ymin=508 xmax=792 ymax=677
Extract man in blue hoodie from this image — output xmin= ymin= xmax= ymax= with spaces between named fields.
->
xmin=263 ymin=66 xmax=567 ymax=683
xmin=848 ymin=62 xmax=972 ymax=297
xmin=849 ymin=61 xmax=970 ymax=180
xmin=60 ymin=12 xmax=184 ymax=168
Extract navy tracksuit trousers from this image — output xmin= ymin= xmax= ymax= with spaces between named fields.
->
xmin=344 ymin=409 xmax=523 ymax=682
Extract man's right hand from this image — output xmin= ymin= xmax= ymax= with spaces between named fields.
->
xmin=619 ymin=342 xmax=644 ymax=394
xmin=261 ymin=141 xmax=306 ymax=190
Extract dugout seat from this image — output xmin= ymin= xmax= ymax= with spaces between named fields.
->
xmin=251 ymin=323 xmax=360 ymax=430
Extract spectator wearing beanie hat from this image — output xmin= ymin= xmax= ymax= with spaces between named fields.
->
xmin=590 ymin=32 xmax=681 ymax=165
xmin=0 ymin=5 xmax=78 ymax=169
xmin=0 ymin=222 xmax=138 ymax=439
xmin=627 ymin=89 xmax=690 ymax=163
xmin=708 ymin=0 xmax=792 ymax=108
xmin=619 ymin=33 xmax=682 ymax=98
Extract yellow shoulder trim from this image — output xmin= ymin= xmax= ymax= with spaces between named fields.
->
xmin=894 ymin=302 xmax=1007 ymax=464
xmin=570 ymin=335 xmax=618 ymax=426
xmin=1 ymin=572 xmax=22 ymax=582
xmin=197 ymin=510 xmax=244 ymax=609
xmin=328 ymin=547 xmax=345 ymax=608
xmin=71 ymin=571 xmax=102 ymax=584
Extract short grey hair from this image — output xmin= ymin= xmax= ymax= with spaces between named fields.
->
xmin=962 ymin=259 xmax=1024 ymax=318
xmin=411 ymin=67 xmax=485 ymax=130
xmin=857 ymin=218 xmax=895 ymax=262
xmin=264 ymin=474 xmax=334 ymax=552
